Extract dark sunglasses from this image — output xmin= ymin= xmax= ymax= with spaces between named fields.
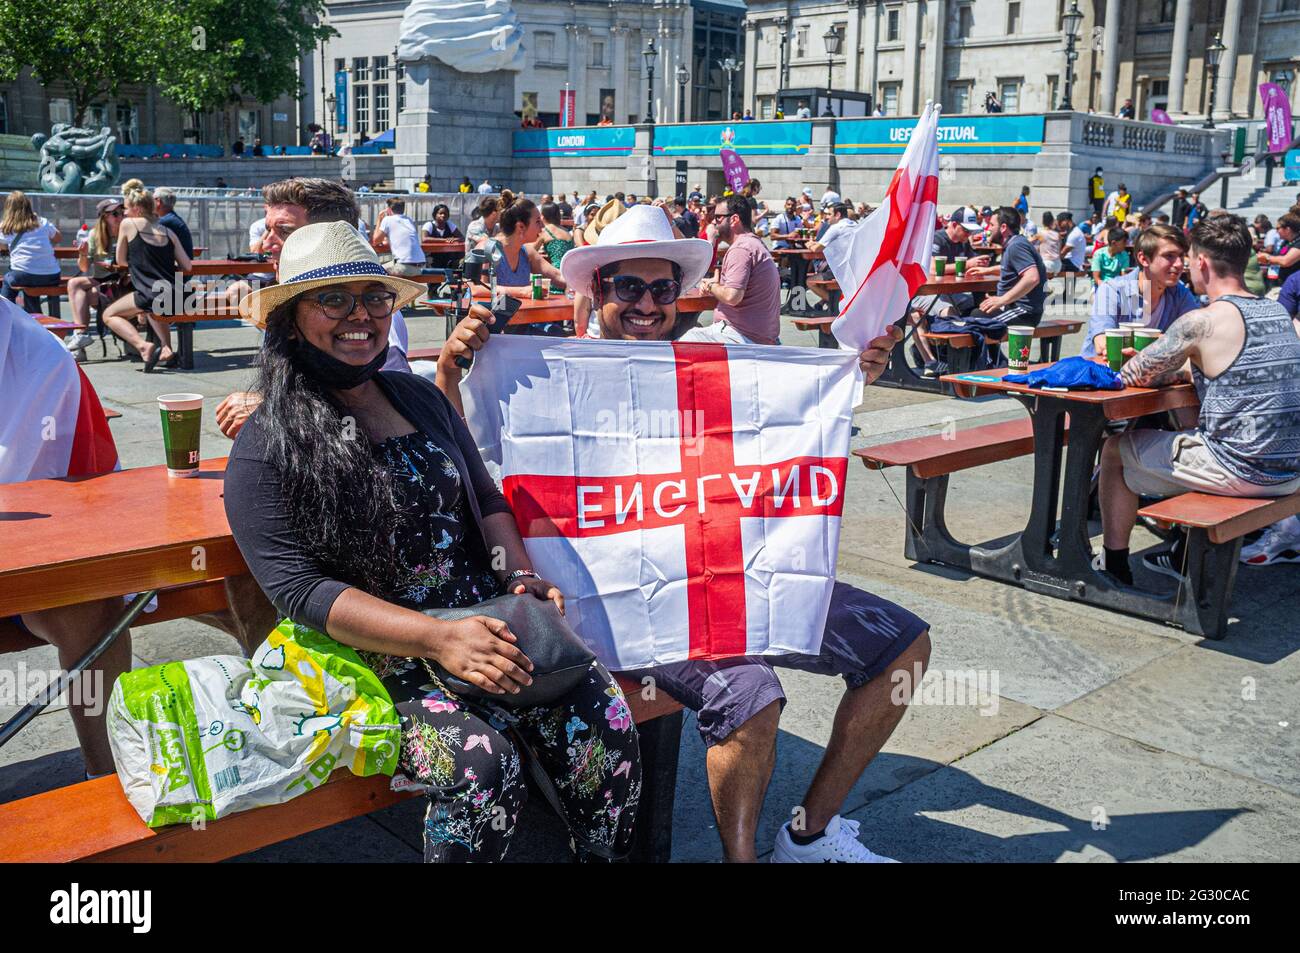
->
xmin=602 ymin=275 xmax=681 ymax=305
xmin=311 ymin=289 xmax=398 ymax=320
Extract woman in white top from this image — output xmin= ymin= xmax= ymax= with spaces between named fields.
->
xmin=0 ymin=190 xmax=62 ymax=314
xmin=1032 ymin=210 xmax=1062 ymax=276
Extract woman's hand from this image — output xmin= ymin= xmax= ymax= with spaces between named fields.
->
xmin=435 ymin=309 xmax=492 ymax=378
xmin=429 ymin=616 xmax=535 ymax=695
xmin=510 ymin=575 xmax=565 ymax=615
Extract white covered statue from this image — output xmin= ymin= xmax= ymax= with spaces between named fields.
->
xmin=397 ymin=0 xmax=525 ymax=73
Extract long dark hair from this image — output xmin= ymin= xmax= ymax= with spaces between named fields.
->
xmin=255 ymin=300 xmax=402 ymax=598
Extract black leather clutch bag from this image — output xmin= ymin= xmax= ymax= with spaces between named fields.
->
xmin=421 ymin=594 xmax=595 ymax=707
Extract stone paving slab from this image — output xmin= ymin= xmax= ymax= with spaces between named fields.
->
xmin=839 ymin=715 xmax=1300 ymax=863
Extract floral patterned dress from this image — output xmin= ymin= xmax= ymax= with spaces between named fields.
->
xmin=367 ymin=432 xmax=641 ymax=862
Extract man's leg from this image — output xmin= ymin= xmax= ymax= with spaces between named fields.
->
xmin=706 ymin=699 xmax=781 ymax=862
xmin=1100 ymin=435 xmax=1140 ymax=552
xmin=800 ymin=630 xmax=930 ymax=835
xmin=18 ymin=598 xmax=131 ymax=777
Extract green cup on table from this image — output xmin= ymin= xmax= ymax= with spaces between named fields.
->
xmin=157 ymin=393 xmax=204 ymax=477
xmin=1133 ymin=328 xmax=1162 ymax=350
xmin=934 ymin=256 xmax=948 ymax=277
xmin=954 ymin=256 xmax=967 ymax=277
xmin=1006 ymin=326 xmax=1034 ymax=371
xmin=1104 ymin=329 xmax=1128 ymax=372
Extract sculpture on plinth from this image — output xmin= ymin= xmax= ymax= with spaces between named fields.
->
xmin=397 ymin=0 xmax=525 ymax=73
xmin=30 ymin=124 xmax=120 ymax=194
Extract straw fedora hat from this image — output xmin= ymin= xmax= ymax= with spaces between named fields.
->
xmin=239 ymin=221 xmax=426 ymax=329
xmin=560 ymin=204 xmax=714 ymax=299
xmin=579 ymin=198 xmax=627 ymax=246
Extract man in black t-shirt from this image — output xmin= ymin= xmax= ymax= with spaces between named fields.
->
xmin=979 ymin=206 xmax=1048 ymax=326
xmin=908 ymin=207 xmax=997 ymax=375
xmin=672 ymin=198 xmax=699 ymax=239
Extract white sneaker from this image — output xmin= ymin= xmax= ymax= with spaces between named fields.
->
xmin=771 ymin=814 xmax=898 ymax=863
xmin=63 ymin=331 xmax=93 ymax=351
xmin=1240 ymin=520 xmax=1300 ymax=567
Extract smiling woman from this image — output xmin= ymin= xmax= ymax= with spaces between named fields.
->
xmin=225 ymin=220 xmax=643 ymax=862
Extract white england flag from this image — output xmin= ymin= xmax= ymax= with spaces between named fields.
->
xmin=463 ymin=334 xmax=860 ymax=670
xmin=825 ymin=102 xmax=941 ymax=350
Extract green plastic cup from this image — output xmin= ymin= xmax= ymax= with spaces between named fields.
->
xmin=530 ymin=274 xmax=544 ymax=300
xmin=158 ymin=393 xmax=204 ymax=477
xmin=954 ymin=256 xmax=967 ymax=277
xmin=1133 ymin=328 xmax=1162 ymax=350
xmin=1105 ymin=329 xmax=1128 ymax=372
xmin=1118 ymin=321 xmax=1144 ymax=348
xmin=934 ymin=256 xmax=948 ymax=277
xmin=1007 ymin=326 xmax=1034 ymax=371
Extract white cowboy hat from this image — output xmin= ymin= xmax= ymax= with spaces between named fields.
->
xmin=559 ymin=204 xmax=714 ymax=299
xmin=238 ymin=221 xmax=426 ymax=329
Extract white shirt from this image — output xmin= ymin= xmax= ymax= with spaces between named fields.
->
xmin=382 ymin=309 xmax=411 ymax=372
xmin=1063 ymin=226 xmax=1088 ymax=267
xmin=477 ymin=182 xmax=492 ymax=194
xmin=0 ymin=218 xmax=59 ymax=274
xmin=379 ymin=214 xmax=424 ymax=264
xmin=1102 ymin=191 xmax=1121 ymax=218
xmin=248 ymin=218 xmax=267 ymax=251
xmin=796 ymin=107 xmax=811 ymax=119
xmin=819 ymin=218 xmax=858 ymax=254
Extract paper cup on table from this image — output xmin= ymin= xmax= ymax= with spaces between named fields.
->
xmin=1104 ymin=329 xmax=1128 ymax=372
xmin=1133 ymin=328 xmax=1162 ymax=350
xmin=1118 ymin=321 xmax=1143 ymax=347
xmin=934 ymin=256 xmax=948 ymax=276
xmin=530 ymin=274 xmax=544 ymax=299
xmin=157 ymin=394 xmax=204 ymax=477
xmin=954 ymin=256 xmax=967 ymax=277
xmin=1006 ymin=326 xmax=1034 ymax=371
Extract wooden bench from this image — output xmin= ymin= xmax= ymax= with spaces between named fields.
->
xmin=35 ymin=316 xmax=80 ymax=339
xmin=0 ymin=579 xmax=684 ymax=863
xmin=919 ymin=319 xmax=1083 ymax=366
xmin=855 ymin=417 xmax=1070 ymax=564
xmin=12 ymin=281 xmax=69 ymax=317
xmin=1133 ymin=490 xmax=1300 ymax=638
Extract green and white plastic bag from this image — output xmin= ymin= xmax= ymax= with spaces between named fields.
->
xmin=108 ymin=620 xmax=401 ymax=827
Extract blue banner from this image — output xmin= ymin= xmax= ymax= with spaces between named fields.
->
xmin=1287 ymin=149 xmax=1300 ymax=181
xmin=334 ymin=70 xmax=348 ymax=133
xmin=835 ymin=115 xmax=1045 ymax=154
xmin=652 ymin=121 xmax=813 ymax=157
xmin=513 ymin=126 xmax=636 ymax=158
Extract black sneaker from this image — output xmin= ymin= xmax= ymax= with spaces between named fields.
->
xmin=921 ymin=360 xmax=948 ymax=379
xmin=909 ymin=343 xmax=925 ymax=367
xmin=1142 ymin=549 xmax=1187 ymax=581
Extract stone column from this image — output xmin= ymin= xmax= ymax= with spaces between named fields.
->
xmin=862 ymin=2 xmax=879 ymax=106
xmin=566 ymin=24 xmax=588 ymax=120
xmin=901 ymin=0 xmax=924 ymax=114
xmin=611 ymin=22 xmax=629 ymax=124
xmin=928 ymin=0 xmax=947 ymax=110
xmin=1215 ymin=0 xmax=1243 ymax=121
xmin=845 ymin=1 xmax=863 ymax=91
xmin=744 ymin=20 xmax=758 ymax=116
xmin=1166 ymin=0 xmax=1191 ymax=114
xmin=1099 ymin=0 xmax=1121 ymax=115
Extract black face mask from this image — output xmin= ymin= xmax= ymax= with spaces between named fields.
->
xmin=292 ymin=336 xmax=389 ymax=390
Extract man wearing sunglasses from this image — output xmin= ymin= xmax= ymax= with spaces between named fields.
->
xmin=435 ymin=205 xmax=931 ymax=863
xmin=216 ymin=178 xmax=414 ymax=440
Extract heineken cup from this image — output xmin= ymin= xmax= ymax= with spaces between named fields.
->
xmin=934 ymin=256 xmax=948 ymax=277
xmin=157 ymin=394 xmax=204 ymax=477
xmin=530 ymin=274 xmax=544 ymax=300
xmin=1007 ymin=326 xmax=1034 ymax=371
xmin=1134 ymin=328 xmax=1162 ymax=350
xmin=954 ymin=256 xmax=967 ymax=277
xmin=1104 ymin=329 xmax=1128 ymax=372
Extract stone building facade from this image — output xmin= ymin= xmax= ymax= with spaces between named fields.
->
xmin=742 ymin=0 xmax=1300 ymax=122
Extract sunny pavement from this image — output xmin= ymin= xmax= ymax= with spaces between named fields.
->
xmin=3 ymin=292 xmax=1298 ymax=863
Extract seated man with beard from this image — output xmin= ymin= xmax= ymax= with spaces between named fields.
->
xmin=434 ymin=204 xmax=932 ymax=863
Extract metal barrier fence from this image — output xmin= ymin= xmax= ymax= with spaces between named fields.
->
xmin=26 ymin=191 xmax=481 ymax=270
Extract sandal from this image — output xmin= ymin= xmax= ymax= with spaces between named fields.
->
xmin=143 ymin=342 xmax=163 ymax=373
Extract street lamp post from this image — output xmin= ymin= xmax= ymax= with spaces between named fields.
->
xmin=392 ymin=44 xmax=400 ymax=129
xmin=718 ymin=57 xmax=741 ymax=117
xmin=822 ymin=26 xmax=842 ymax=114
xmin=325 ymin=92 xmax=336 ymax=155
xmin=644 ymin=38 xmax=659 ymax=125
xmin=1059 ymin=1 xmax=1084 ymax=111
xmin=676 ymin=64 xmax=690 ymax=123
xmin=1203 ymin=32 xmax=1226 ymax=129
xmin=777 ymin=17 xmax=790 ymax=91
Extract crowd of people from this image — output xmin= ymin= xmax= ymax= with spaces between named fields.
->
xmin=4 ymin=161 xmax=1300 ymax=864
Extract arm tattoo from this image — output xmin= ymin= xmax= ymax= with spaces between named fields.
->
xmin=1120 ymin=308 xmax=1213 ymax=387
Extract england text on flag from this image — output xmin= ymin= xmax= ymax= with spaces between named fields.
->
xmin=462 ymin=335 xmax=861 ymax=670
xmin=825 ymin=101 xmax=941 ymax=350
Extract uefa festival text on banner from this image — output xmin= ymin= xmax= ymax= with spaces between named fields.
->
xmin=463 ymin=335 xmax=862 ymax=670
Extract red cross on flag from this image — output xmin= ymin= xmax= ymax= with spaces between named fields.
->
xmin=463 ymin=335 xmax=861 ymax=669
xmin=825 ymin=102 xmax=941 ymax=350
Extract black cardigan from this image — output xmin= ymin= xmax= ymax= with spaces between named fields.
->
xmin=224 ymin=371 xmax=511 ymax=632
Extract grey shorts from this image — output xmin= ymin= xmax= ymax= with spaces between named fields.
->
xmin=1117 ymin=429 xmax=1300 ymax=499
xmin=622 ymin=582 xmax=928 ymax=747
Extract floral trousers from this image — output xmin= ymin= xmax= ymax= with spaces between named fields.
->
xmin=383 ymin=659 xmax=641 ymax=862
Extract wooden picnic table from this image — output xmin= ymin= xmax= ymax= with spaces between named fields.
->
xmin=932 ymin=362 xmax=1206 ymax=630
xmin=0 ymin=456 xmax=686 ymax=861
xmin=55 ymin=246 xmax=206 ymax=260
xmin=420 ymin=238 xmax=465 ymax=256
xmin=100 ymin=258 xmax=275 ymax=276
xmin=423 ymin=290 xmax=717 ymax=334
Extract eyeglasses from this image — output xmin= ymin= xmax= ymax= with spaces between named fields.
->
xmin=602 ymin=275 xmax=682 ymax=305
xmin=310 ymin=289 xmax=398 ymax=320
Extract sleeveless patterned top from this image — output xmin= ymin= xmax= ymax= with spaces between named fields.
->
xmin=1193 ymin=295 xmax=1300 ymax=486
